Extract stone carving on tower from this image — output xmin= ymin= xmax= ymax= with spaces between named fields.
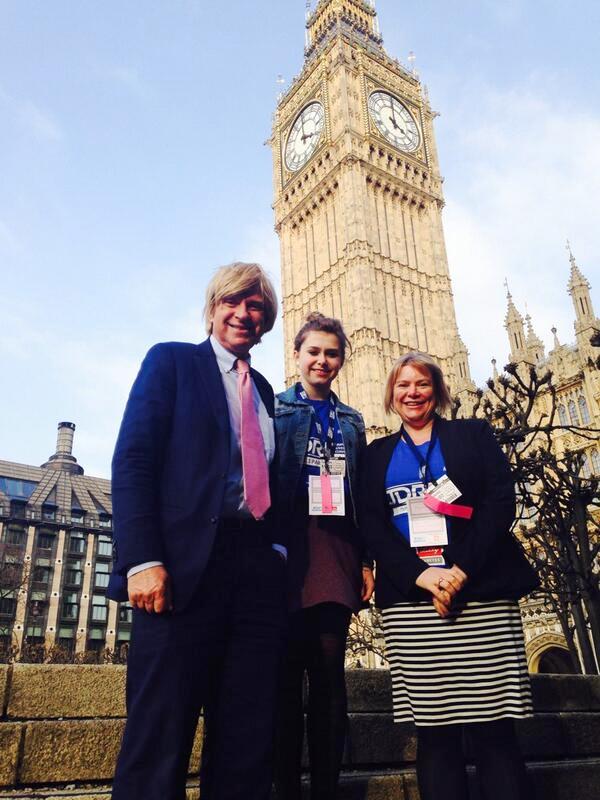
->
xmin=270 ymin=0 xmax=475 ymax=434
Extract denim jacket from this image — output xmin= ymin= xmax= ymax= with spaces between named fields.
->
xmin=274 ymin=385 xmax=367 ymax=527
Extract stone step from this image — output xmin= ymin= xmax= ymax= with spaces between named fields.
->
xmin=1 ymin=759 xmax=599 ymax=800
xmin=341 ymin=712 xmax=600 ymax=766
xmin=344 ymin=671 xmax=600 ymax=714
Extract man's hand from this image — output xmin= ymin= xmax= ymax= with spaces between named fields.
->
xmin=128 ymin=565 xmax=173 ymax=614
xmin=361 ymin=566 xmax=375 ymax=602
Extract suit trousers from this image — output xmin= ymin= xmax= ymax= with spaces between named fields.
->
xmin=111 ymin=526 xmax=287 ymax=800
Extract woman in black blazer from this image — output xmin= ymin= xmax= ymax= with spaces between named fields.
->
xmin=361 ymin=351 xmax=538 ymax=800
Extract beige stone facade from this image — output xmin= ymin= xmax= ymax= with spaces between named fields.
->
xmin=270 ymin=0 xmax=475 ymax=435
xmin=499 ymin=248 xmax=600 ymax=671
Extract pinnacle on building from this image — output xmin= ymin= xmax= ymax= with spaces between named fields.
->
xmin=271 ymin=0 xmax=475 ymax=434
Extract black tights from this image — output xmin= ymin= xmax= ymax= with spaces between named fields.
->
xmin=417 ymin=719 xmax=532 ymax=800
xmin=274 ymin=603 xmax=351 ymax=800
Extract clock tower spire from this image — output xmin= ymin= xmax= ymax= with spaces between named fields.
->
xmin=271 ymin=2 xmax=475 ymax=433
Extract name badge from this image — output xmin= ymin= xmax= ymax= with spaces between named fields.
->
xmin=325 ymin=458 xmax=346 ymax=477
xmin=407 ymin=495 xmax=448 ymax=548
xmin=308 ymin=474 xmax=345 ymax=516
xmin=426 ymin=474 xmax=462 ymax=503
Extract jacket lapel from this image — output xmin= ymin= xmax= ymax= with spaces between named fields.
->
xmin=194 ymin=339 xmax=229 ymax=435
xmin=374 ymin=431 xmax=403 ymax=512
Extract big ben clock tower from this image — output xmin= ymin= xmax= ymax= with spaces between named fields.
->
xmin=271 ymin=0 xmax=475 ymax=434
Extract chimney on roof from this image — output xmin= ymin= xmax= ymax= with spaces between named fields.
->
xmin=41 ymin=421 xmax=84 ymax=475
xmin=56 ymin=421 xmax=76 ymax=456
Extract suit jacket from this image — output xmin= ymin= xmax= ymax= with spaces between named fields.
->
xmin=107 ymin=338 xmax=282 ymax=610
xmin=360 ymin=416 xmax=539 ymax=608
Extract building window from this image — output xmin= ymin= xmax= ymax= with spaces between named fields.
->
xmin=32 ymin=565 xmax=51 ymax=584
xmin=58 ymin=626 xmax=75 ymax=652
xmin=91 ymin=594 xmax=108 ymax=622
xmin=0 ymin=596 xmax=16 ymax=616
xmin=25 ymin=625 xmax=44 ymax=644
xmin=568 ymin=400 xmax=580 ymax=425
xmin=94 ymin=562 xmax=110 ymax=588
xmin=97 ymin=535 xmax=112 ymax=558
xmin=119 ymin=604 xmax=133 ymax=624
xmin=29 ymin=598 xmax=46 ymax=618
xmin=62 ymin=592 xmax=79 ymax=621
xmin=2 ymin=524 xmax=26 ymax=546
xmin=592 ymin=450 xmax=600 ymax=474
xmin=37 ymin=530 xmax=55 ymax=550
xmin=69 ymin=533 xmax=86 ymax=555
xmin=64 ymin=559 xmax=83 ymax=587
xmin=87 ymin=627 xmax=106 ymax=652
xmin=71 ymin=509 xmax=85 ymax=524
xmin=98 ymin=515 xmax=112 ymax=529
xmin=578 ymin=395 xmax=591 ymax=425
xmin=558 ymin=405 xmax=568 ymax=426
xmin=0 ymin=477 xmax=37 ymax=499
xmin=42 ymin=505 xmax=56 ymax=522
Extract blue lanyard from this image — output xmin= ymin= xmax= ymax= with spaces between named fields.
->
xmin=297 ymin=384 xmax=338 ymax=473
xmin=400 ymin=421 xmax=439 ymax=487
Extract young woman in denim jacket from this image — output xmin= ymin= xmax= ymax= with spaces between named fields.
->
xmin=273 ymin=312 xmax=374 ymax=800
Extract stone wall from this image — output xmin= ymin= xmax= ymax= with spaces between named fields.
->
xmin=1 ymin=665 xmax=600 ymax=798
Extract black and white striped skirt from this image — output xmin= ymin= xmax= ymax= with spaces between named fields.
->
xmin=381 ymin=599 xmax=533 ymax=726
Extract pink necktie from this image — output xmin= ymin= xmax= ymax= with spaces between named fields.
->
xmin=236 ymin=359 xmax=271 ymax=520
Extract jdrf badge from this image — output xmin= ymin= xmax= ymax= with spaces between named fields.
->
xmin=406 ymin=495 xmax=448 ymax=548
xmin=308 ymin=474 xmax=345 ymax=516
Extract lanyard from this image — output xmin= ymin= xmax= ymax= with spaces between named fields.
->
xmin=297 ymin=384 xmax=337 ymax=473
xmin=400 ymin=421 xmax=439 ymax=487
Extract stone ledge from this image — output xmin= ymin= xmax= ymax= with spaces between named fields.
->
xmin=7 ymin=666 xmax=126 ymax=720
xmin=0 ymin=666 xmax=10 ymax=715
xmin=0 ymin=723 xmax=21 ymax=788
xmin=20 ymin=720 xmax=126 ymax=784
xmin=16 ymin=719 xmax=203 ymax=785
xmin=1 ymin=761 xmax=600 ymax=800
xmin=2 ymin=668 xmax=600 ymax=721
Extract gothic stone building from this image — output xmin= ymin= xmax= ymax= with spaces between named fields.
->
xmin=499 ymin=249 xmax=600 ymax=673
xmin=270 ymin=0 xmax=476 ymax=437
xmin=0 ymin=423 xmax=131 ymax=656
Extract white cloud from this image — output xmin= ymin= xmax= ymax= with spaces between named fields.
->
xmin=442 ymin=79 xmax=600 ymax=383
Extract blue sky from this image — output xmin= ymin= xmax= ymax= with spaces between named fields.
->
xmin=1 ymin=0 xmax=599 ymax=477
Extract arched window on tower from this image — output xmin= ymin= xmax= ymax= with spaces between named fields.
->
xmin=591 ymin=450 xmax=600 ymax=475
xmin=558 ymin=405 xmax=568 ymax=426
xmin=568 ymin=400 xmax=580 ymax=425
xmin=578 ymin=395 xmax=591 ymax=425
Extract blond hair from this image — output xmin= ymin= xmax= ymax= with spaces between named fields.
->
xmin=204 ymin=262 xmax=278 ymax=335
xmin=384 ymin=351 xmax=452 ymax=416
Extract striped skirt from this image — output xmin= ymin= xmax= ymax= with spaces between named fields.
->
xmin=381 ymin=599 xmax=533 ymax=726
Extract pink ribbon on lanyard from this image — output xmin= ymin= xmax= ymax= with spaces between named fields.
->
xmin=423 ymin=494 xmax=473 ymax=520
xmin=320 ymin=473 xmax=335 ymax=514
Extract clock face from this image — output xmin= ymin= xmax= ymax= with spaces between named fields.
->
xmin=368 ymin=91 xmax=420 ymax=153
xmin=285 ymin=102 xmax=325 ymax=172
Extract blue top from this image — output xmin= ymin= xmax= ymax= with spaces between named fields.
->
xmin=384 ymin=436 xmax=450 ymax=544
xmin=274 ymin=385 xmax=366 ymax=527
xmin=297 ymin=388 xmax=347 ymax=496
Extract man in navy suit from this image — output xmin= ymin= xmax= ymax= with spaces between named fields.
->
xmin=107 ymin=262 xmax=287 ymax=800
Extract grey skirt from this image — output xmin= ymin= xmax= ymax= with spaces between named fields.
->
xmin=382 ymin=599 xmax=533 ymax=726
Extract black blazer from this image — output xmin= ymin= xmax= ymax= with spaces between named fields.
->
xmin=360 ymin=416 xmax=539 ymax=608
xmin=107 ymin=338 xmax=282 ymax=610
